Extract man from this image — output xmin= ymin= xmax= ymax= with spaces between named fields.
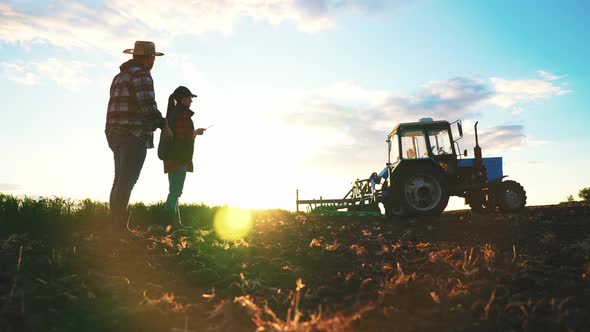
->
xmin=105 ymin=40 xmax=172 ymax=229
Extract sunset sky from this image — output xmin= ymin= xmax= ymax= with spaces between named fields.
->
xmin=1 ymin=0 xmax=588 ymax=210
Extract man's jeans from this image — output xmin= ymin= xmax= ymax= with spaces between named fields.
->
xmin=108 ymin=133 xmax=147 ymax=222
xmin=165 ymin=166 xmax=187 ymax=223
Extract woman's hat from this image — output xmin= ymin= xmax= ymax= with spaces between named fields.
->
xmin=174 ymin=86 xmax=197 ymax=98
xmin=123 ymin=41 xmax=164 ymax=56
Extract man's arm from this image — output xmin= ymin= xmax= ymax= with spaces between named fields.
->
xmin=132 ymin=70 xmax=172 ymax=138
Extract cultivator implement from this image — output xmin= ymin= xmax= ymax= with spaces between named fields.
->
xmin=296 ymin=173 xmax=383 ymax=216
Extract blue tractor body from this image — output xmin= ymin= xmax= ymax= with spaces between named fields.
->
xmin=457 ymin=157 xmax=503 ymax=182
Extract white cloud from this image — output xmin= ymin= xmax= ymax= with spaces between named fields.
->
xmin=296 ymin=0 xmax=389 ymax=15
xmin=287 ymin=71 xmax=569 ymax=133
xmin=488 ymin=71 xmax=570 ymax=109
xmin=281 ymin=71 xmax=568 ymax=168
xmin=537 ymin=70 xmax=561 ymax=81
xmin=476 ymin=125 xmax=526 ymax=152
xmin=0 ymin=0 xmax=393 ymax=51
xmin=1 ymin=58 xmax=92 ymax=91
xmin=0 ymin=61 xmax=40 ymax=85
xmin=0 ymin=2 xmax=139 ymax=53
xmin=376 ymin=77 xmax=492 ymax=122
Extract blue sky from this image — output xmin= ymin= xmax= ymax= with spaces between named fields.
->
xmin=0 ymin=0 xmax=588 ymax=210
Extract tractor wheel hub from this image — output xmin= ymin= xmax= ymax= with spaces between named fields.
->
xmin=404 ymin=175 xmax=442 ymax=211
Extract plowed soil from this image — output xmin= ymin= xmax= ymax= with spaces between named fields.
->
xmin=2 ymin=203 xmax=590 ymax=331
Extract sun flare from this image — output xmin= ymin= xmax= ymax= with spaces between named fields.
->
xmin=213 ymin=207 xmax=253 ymax=241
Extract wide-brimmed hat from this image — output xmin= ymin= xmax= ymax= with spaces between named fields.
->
xmin=173 ymin=86 xmax=197 ymax=98
xmin=123 ymin=41 xmax=164 ymax=56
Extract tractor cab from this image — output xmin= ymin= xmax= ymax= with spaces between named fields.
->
xmin=387 ymin=118 xmax=463 ymax=177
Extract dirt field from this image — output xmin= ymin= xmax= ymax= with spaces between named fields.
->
xmin=1 ymin=203 xmax=590 ymax=331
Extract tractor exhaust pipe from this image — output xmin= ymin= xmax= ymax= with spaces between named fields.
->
xmin=474 ymin=121 xmax=479 ymax=147
xmin=474 ymin=121 xmax=483 ymax=170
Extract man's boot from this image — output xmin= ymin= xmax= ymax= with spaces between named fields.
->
xmin=109 ymin=208 xmax=127 ymax=236
xmin=175 ymin=203 xmax=191 ymax=229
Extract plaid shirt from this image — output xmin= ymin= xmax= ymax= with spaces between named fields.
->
xmin=164 ymin=104 xmax=195 ymax=173
xmin=105 ymin=59 xmax=165 ymax=148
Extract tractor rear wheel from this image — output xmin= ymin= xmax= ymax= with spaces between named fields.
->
xmin=497 ymin=180 xmax=527 ymax=212
xmin=398 ymin=165 xmax=449 ymax=216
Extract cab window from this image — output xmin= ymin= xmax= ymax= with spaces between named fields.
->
xmin=401 ymin=130 xmax=427 ymax=159
xmin=389 ymin=134 xmax=400 ymax=162
xmin=428 ymin=129 xmax=453 ymax=156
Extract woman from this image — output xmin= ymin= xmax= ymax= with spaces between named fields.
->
xmin=163 ymin=86 xmax=206 ymax=225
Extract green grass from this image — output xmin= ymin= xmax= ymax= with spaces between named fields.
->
xmin=0 ymin=192 xmax=294 ymax=235
xmin=0 ymin=193 xmax=240 ymax=235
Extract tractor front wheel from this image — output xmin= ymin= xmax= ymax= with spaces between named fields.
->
xmin=497 ymin=180 xmax=527 ymax=212
xmin=398 ymin=165 xmax=449 ymax=216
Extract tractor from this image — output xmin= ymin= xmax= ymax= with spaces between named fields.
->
xmin=379 ymin=118 xmax=526 ymax=217
xmin=296 ymin=118 xmax=527 ymax=217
